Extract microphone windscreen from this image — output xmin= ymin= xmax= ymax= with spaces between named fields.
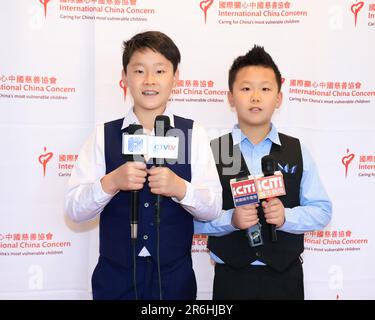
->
xmin=128 ymin=124 xmax=143 ymax=135
xmin=261 ymin=155 xmax=276 ymax=177
xmin=154 ymin=115 xmax=170 ymax=137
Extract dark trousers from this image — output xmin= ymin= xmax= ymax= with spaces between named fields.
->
xmin=213 ymin=259 xmax=304 ymax=300
xmin=92 ymin=254 xmax=197 ymax=300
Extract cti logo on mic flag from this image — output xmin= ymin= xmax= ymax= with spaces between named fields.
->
xmin=200 ymin=0 xmax=214 ymax=24
xmin=341 ymin=148 xmax=355 ymax=178
xmin=230 ymin=177 xmax=259 ymax=207
xmin=351 ymin=1 xmax=364 ymax=27
xmin=38 ymin=146 xmax=53 ymax=177
xmin=39 ymin=0 xmax=51 ymax=18
xmin=255 ymin=171 xmax=286 ymax=199
xmin=120 ymin=79 xmax=127 ymax=101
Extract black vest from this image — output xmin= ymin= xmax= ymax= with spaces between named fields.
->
xmin=208 ymin=132 xmax=304 ymax=272
xmin=100 ymin=115 xmax=193 ymax=268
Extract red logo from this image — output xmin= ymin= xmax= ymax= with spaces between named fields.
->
xmin=200 ymin=0 xmax=214 ymax=24
xmin=39 ymin=0 xmax=51 ymax=18
xmin=38 ymin=146 xmax=53 ymax=177
xmin=120 ymin=79 xmax=127 ymax=101
xmin=351 ymin=1 xmax=364 ymax=27
xmin=341 ymin=148 xmax=355 ymax=178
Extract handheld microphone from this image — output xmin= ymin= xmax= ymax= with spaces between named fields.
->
xmin=229 ymin=172 xmax=263 ymax=247
xmin=123 ymin=124 xmax=144 ymax=300
xmin=154 ymin=115 xmax=170 ymax=166
xmin=153 ymin=115 xmax=170 ymax=301
xmin=259 ymin=155 xmax=286 ymax=242
xmin=126 ymin=124 xmax=144 ymax=240
xmin=154 ymin=115 xmax=170 ymax=221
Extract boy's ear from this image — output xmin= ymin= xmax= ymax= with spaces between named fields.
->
xmin=121 ymin=69 xmax=128 ymax=86
xmin=227 ymin=91 xmax=235 ymax=109
xmin=173 ymin=69 xmax=180 ymax=87
xmin=276 ymin=91 xmax=283 ymax=109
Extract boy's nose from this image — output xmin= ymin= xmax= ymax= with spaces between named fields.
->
xmin=251 ymin=90 xmax=260 ymax=102
xmin=144 ymin=73 xmax=156 ymax=85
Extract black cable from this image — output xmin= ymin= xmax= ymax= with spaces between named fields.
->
xmin=155 ymin=200 xmax=163 ymax=300
xmin=131 ymin=239 xmax=138 ymax=300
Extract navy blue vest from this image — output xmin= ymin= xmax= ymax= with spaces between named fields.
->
xmin=208 ymin=133 xmax=304 ymax=272
xmin=101 ymin=115 xmax=193 ymax=268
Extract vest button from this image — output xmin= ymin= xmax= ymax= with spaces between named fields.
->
xmin=255 ymin=252 xmax=261 ymax=257
xmin=143 ymin=235 xmax=148 ymax=240
xmin=144 ymin=202 xmax=149 ymax=208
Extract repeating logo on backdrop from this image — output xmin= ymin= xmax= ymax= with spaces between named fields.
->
xmin=351 ymin=1 xmax=364 ymax=27
xmin=341 ymin=148 xmax=355 ymax=178
xmin=200 ymin=0 xmax=214 ymax=24
xmin=38 ymin=147 xmax=53 ymax=177
xmin=39 ymin=0 xmax=155 ymax=22
xmin=39 ymin=0 xmax=51 ymax=18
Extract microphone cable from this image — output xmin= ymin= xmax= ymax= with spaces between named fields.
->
xmin=130 ymin=188 xmax=140 ymax=300
xmin=131 ymin=237 xmax=138 ymax=300
xmin=155 ymin=202 xmax=163 ymax=300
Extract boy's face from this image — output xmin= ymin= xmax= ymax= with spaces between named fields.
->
xmin=122 ymin=48 xmax=178 ymax=114
xmin=228 ymin=66 xmax=282 ymax=129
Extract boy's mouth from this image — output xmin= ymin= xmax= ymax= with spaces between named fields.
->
xmin=249 ymin=107 xmax=262 ymax=112
xmin=142 ymin=90 xmax=159 ymax=96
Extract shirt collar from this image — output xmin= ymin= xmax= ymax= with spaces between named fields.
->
xmin=121 ymin=105 xmax=175 ymax=132
xmin=231 ymin=123 xmax=281 ymax=146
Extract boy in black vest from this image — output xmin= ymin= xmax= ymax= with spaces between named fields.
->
xmin=195 ymin=45 xmax=332 ymax=299
xmin=65 ymin=31 xmax=222 ymax=300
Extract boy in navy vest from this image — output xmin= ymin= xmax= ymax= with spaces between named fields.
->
xmin=195 ymin=45 xmax=332 ymax=299
xmin=65 ymin=31 xmax=222 ymax=300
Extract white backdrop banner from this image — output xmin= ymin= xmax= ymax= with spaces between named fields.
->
xmin=0 ymin=0 xmax=374 ymax=300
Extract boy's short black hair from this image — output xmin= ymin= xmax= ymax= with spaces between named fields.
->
xmin=228 ymin=45 xmax=282 ymax=92
xmin=122 ymin=31 xmax=181 ymax=74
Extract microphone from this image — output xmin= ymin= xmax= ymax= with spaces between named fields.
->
xmin=258 ymin=155 xmax=286 ymax=242
xmin=123 ymin=124 xmax=144 ymax=300
xmin=154 ymin=115 xmax=170 ymax=166
xmin=126 ymin=124 xmax=144 ymax=240
xmin=153 ymin=115 xmax=171 ymax=301
xmin=153 ymin=115 xmax=170 ymax=222
xmin=229 ymin=172 xmax=263 ymax=247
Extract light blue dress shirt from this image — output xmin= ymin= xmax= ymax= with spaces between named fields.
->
xmin=194 ymin=123 xmax=332 ymax=264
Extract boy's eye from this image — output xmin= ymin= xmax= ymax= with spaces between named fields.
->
xmin=156 ymin=70 xmax=166 ymax=74
xmin=241 ymin=87 xmax=250 ymax=91
xmin=262 ymin=87 xmax=271 ymax=91
xmin=134 ymin=70 xmax=143 ymax=74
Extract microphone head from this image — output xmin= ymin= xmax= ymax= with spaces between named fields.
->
xmin=261 ymin=155 xmax=276 ymax=176
xmin=154 ymin=115 xmax=170 ymax=137
xmin=127 ymin=124 xmax=143 ymax=135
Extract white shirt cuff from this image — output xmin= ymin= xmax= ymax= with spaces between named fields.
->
xmin=94 ymin=178 xmax=115 ymax=204
xmin=171 ymin=180 xmax=192 ymax=205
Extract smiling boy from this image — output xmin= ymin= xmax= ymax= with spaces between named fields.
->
xmin=65 ymin=31 xmax=222 ymax=300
